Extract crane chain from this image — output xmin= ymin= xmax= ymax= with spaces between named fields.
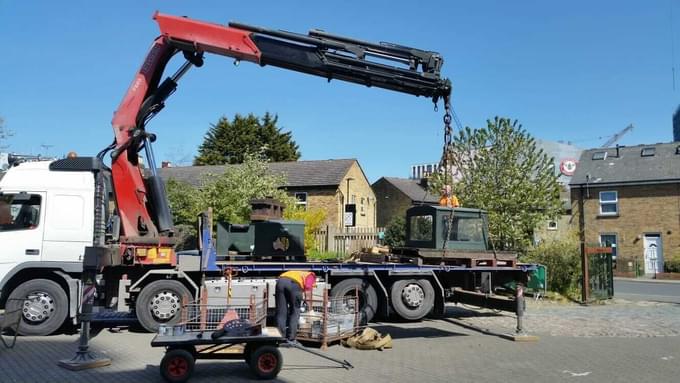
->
xmin=440 ymin=98 xmax=455 ymax=261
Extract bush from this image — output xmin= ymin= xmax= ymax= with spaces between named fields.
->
xmin=307 ymin=250 xmax=344 ymax=261
xmin=284 ymin=206 xmax=327 ymax=253
xmin=522 ymin=234 xmax=581 ymax=297
xmin=384 ymin=215 xmax=406 ymax=248
xmin=665 ymin=253 xmax=680 ymax=273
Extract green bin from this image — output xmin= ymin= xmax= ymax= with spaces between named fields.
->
xmin=527 ymin=264 xmax=547 ymax=294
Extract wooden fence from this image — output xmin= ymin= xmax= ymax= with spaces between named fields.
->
xmin=313 ymin=226 xmax=385 ymax=254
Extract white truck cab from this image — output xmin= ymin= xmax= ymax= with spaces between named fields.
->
xmin=0 ymin=160 xmax=95 ymax=335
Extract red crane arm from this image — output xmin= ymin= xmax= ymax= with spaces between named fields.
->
xmin=107 ymin=11 xmax=451 ymax=259
xmin=110 ymin=13 xmax=262 ymax=244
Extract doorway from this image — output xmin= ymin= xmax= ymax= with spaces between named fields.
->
xmin=643 ymin=234 xmax=663 ymax=276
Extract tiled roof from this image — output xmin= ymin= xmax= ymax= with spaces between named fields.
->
xmin=570 ymin=142 xmax=680 ymax=186
xmin=159 ymin=159 xmax=356 ymax=188
xmin=376 ymin=177 xmax=440 ymax=203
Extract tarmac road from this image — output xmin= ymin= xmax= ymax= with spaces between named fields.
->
xmin=613 ymin=278 xmax=680 ymax=304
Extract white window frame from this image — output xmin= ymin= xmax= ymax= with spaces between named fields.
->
xmin=599 ymin=233 xmax=618 ymax=259
xmin=294 ymin=192 xmax=308 ymax=210
xmin=599 ymin=191 xmax=618 ymax=215
xmin=547 ymin=220 xmax=558 ymax=231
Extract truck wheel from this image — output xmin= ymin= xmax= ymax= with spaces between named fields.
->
xmin=136 ymin=280 xmax=191 ymax=333
xmin=249 ymin=344 xmax=282 ymax=380
xmin=160 ymin=348 xmax=195 ymax=383
xmin=330 ymin=278 xmax=378 ymax=324
xmin=390 ymin=279 xmax=435 ymax=321
xmin=6 ymin=279 xmax=68 ymax=336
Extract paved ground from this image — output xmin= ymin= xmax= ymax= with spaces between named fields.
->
xmin=614 ymin=278 xmax=680 ymax=304
xmin=2 ymin=300 xmax=679 ymax=382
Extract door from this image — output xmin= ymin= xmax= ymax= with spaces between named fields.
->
xmin=0 ymin=192 xmax=46 ymax=280
xmin=643 ymin=234 xmax=663 ymax=276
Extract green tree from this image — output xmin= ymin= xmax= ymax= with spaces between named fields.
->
xmin=430 ymin=117 xmax=561 ymax=251
xmin=166 ymin=154 xmax=296 ymax=248
xmin=283 ymin=206 xmax=327 ymax=252
xmin=384 ymin=215 xmax=406 ymax=248
xmin=198 ymin=153 xmax=295 ymax=224
xmin=194 ymin=113 xmax=300 ymax=165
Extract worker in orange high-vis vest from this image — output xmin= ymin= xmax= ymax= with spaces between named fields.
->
xmin=275 ymin=270 xmax=316 ymax=341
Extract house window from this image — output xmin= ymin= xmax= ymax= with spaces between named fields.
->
xmin=599 ymin=234 xmax=618 ymax=259
xmin=294 ymin=192 xmax=307 ymax=210
xmin=547 ymin=221 xmax=558 ymax=231
xmin=599 ymin=191 xmax=618 ymax=215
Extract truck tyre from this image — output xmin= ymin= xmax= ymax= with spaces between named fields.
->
xmin=390 ymin=279 xmax=435 ymax=321
xmin=6 ymin=279 xmax=69 ymax=336
xmin=136 ymin=279 xmax=192 ymax=333
xmin=330 ymin=278 xmax=378 ymax=324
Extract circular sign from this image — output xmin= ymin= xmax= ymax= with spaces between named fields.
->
xmin=559 ymin=159 xmax=578 ymax=176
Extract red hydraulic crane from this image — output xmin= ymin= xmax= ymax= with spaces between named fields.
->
xmin=102 ymin=12 xmax=452 ymax=265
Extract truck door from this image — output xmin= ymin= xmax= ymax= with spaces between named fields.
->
xmin=0 ymin=192 xmax=46 ymax=280
xmin=42 ymin=191 xmax=93 ymax=263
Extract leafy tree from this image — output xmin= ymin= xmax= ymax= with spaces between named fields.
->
xmin=194 ymin=113 xmax=300 ymax=165
xmin=198 ymin=153 xmax=295 ymax=224
xmin=384 ymin=215 xmax=406 ymax=248
xmin=168 ymin=153 xmax=295 ymax=226
xmin=430 ymin=117 xmax=561 ymax=251
xmin=283 ymin=206 xmax=327 ymax=253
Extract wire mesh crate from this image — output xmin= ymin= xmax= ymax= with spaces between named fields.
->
xmin=296 ymin=288 xmax=360 ymax=349
xmin=177 ymin=288 xmax=268 ymax=334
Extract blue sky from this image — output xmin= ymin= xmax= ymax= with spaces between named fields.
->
xmin=1 ymin=1 xmax=678 ymax=182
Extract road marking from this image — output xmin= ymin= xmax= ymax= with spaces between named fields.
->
xmin=562 ymin=370 xmax=592 ymax=377
xmin=661 ymin=356 xmax=674 ymax=361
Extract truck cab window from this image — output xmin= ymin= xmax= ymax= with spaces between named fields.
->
xmin=0 ymin=194 xmax=41 ymax=231
xmin=442 ymin=216 xmax=484 ymax=242
xmin=409 ymin=215 xmax=433 ymax=241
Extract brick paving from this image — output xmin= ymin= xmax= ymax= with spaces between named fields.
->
xmin=1 ymin=300 xmax=679 ymax=382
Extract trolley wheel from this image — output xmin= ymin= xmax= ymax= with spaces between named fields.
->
xmin=160 ymin=349 xmax=195 ymax=383
xmin=248 ymin=344 xmax=283 ymax=380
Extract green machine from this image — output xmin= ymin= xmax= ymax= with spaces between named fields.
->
xmin=216 ymin=199 xmax=306 ymax=261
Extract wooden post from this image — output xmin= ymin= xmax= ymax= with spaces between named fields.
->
xmin=578 ymin=186 xmax=589 ymax=303
xmin=249 ymin=294 xmax=256 ymax=323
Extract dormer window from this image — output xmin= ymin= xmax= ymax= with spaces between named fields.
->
xmin=592 ymin=151 xmax=607 ymax=160
xmin=641 ymin=147 xmax=655 ymax=157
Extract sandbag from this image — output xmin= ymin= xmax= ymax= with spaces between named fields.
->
xmin=342 ymin=327 xmax=392 ymax=351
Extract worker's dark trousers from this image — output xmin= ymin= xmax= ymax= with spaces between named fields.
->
xmin=275 ymin=278 xmax=303 ymax=341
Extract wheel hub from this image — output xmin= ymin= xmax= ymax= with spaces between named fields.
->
xmin=150 ymin=290 xmax=180 ymax=320
xmin=22 ymin=291 xmax=55 ymax=323
xmin=401 ymin=283 xmax=425 ymax=308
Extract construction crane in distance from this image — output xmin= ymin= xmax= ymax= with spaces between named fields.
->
xmin=601 ymin=124 xmax=633 ymax=148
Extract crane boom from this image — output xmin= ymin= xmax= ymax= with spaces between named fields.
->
xmin=108 ymin=12 xmax=452 ymax=263
xmin=601 ymin=124 xmax=633 ymax=148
